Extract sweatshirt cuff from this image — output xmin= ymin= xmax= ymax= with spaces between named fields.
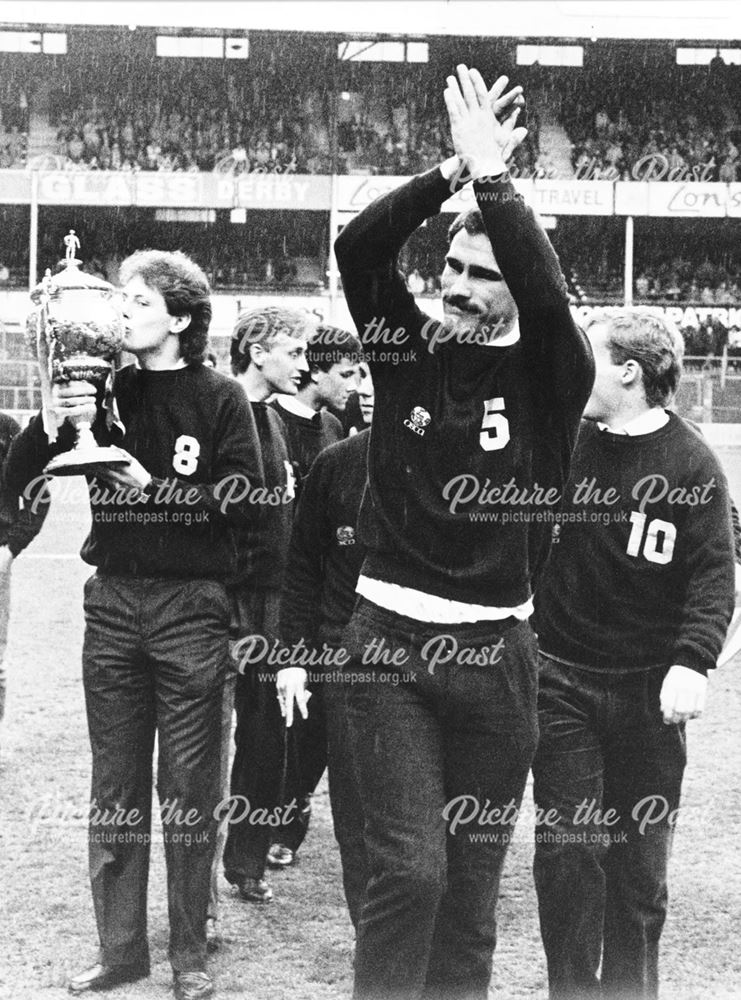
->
xmin=418 ymin=164 xmax=458 ymax=206
xmin=473 ymin=174 xmax=518 ymax=209
xmin=671 ymin=646 xmax=714 ymax=676
xmin=143 ymin=476 xmax=165 ymax=501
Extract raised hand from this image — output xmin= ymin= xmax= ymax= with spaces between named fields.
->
xmin=444 ymin=64 xmax=528 ymax=179
xmin=488 ymin=74 xmax=526 ymax=125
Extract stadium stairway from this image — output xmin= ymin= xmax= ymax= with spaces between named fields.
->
xmin=536 ymin=122 xmax=574 ymax=178
xmin=530 ymin=88 xmax=574 ymax=179
xmin=26 ymin=115 xmax=57 ymax=161
xmin=26 ymin=78 xmax=57 ymax=161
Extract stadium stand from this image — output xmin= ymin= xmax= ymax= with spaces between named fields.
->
xmin=1 ymin=26 xmax=741 ymax=419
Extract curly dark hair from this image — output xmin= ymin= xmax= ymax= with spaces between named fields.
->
xmin=119 ymin=249 xmax=212 ymax=364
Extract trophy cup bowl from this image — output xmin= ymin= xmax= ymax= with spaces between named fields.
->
xmin=27 ymin=236 xmax=129 ymax=476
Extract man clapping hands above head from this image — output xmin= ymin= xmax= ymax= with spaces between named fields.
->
xmin=333 ymin=65 xmax=593 ymax=1000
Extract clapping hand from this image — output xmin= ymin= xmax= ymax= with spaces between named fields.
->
xmin=488 ymin=74 xmax=526 ymax=125
xmin=444 ymin=64 xmax=528 ymax=180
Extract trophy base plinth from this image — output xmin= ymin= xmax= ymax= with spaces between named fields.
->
xmin=44 ymin=446 xmax=130 ymax=477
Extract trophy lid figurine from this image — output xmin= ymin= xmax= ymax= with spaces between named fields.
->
xmin=26 ymin=231 xmax=128 ymax=475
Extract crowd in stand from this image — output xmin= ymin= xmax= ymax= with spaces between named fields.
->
xmin=0 ymin=125 xmax=26 ymax=168
xmin=562 ymin=259 xmax=741 ymax=307
xmin=45 ymin=56 xmax=541 ymax=177
xmin=3 ymin=39 xmax=740 ymax=181
xmin=337 ymin=111 xmax=538 ymax=177
xmin=569 ymin=104 xmax=740 ymax=182
xmin=51 ymin=92 xmax=537 ymax=179
xmin=48 ymin=81 xmax=739 ymax=182
xmin=565 ymin=52 xmax=740 ymax=180
xmin=0 ymin=58 xmax=29 ymax=167
xmin=53 ymin=102 xmax=323 ymax=175
xmin=634 ymin=260 xmax=741 ymax=304
xmin=48 ymin=56 xmax=332 ymax=174
xmin=51 ymin=105 xmax=539 ymax=179
xmin=2 ymin=43 xmax=741 ymax=303
xmin=47 ymin=77 xmax=741 ymax=183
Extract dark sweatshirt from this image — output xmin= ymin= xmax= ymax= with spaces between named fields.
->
xmin=270 ymin=399 xmax=344 ymax=486
xmin=280 ymin=428 xmax=369 ymax=649
xmin=335 ymin=166 xmax=594 ymax=607
xmin=0 ymin=412 xmax=48 ymax=556
xmin=5 ymin=363 xmax=264 ymax=580
xmin=534 ymin=415 xmax=735 ymax=675
xmin=230 ymin=400 xmax=295 ymax=591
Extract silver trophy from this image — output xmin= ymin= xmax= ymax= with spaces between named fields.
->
xmin=27 ymin=232 xmax=128 ymax=475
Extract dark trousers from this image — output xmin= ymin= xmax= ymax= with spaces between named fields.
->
xmin=325 ymin=656 xmax=368 ymax=928
xmin=342 ymin=598 xmax=539 ymax=1000
xmin=82 ymin=572 xmax=230 ymax=973
xmin=273 ymin=683 xmax=327 ymax=853
xmin=532 ymin=655 xmax=687 ymax=1000
xmin=223 ymin=587 xmax=290 ymax=881
xmin=208 ymin=669 xmax=237 ymax=921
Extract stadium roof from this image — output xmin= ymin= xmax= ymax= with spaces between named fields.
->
xmin=1 ymin=1 xmax=740 ymax=41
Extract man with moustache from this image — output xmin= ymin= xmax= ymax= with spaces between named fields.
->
xmin=531 ymin=310 xmax=735 ymax=1000
xmin=5 ymin=250 xmax=264 ymax=1000
xmin=333 ymin=65 xmax=593 ymax=999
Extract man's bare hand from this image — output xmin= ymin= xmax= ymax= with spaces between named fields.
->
xmin=87 ymin=449 xmax=152 ymax=493
xmin=489 ymin=75 xmax=525 ymax=124
xmin=52 ymin=380 xmax=97 ymax=425
xmin=660 ymin=664 xmax=707 ymax=724
xmin=444 ymin=65 xmax=528 ymax=179
xmin=440 ymin=74 xmax=525 ymax=186
xmin=276 ymin=667 xmax=311 ymax=728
